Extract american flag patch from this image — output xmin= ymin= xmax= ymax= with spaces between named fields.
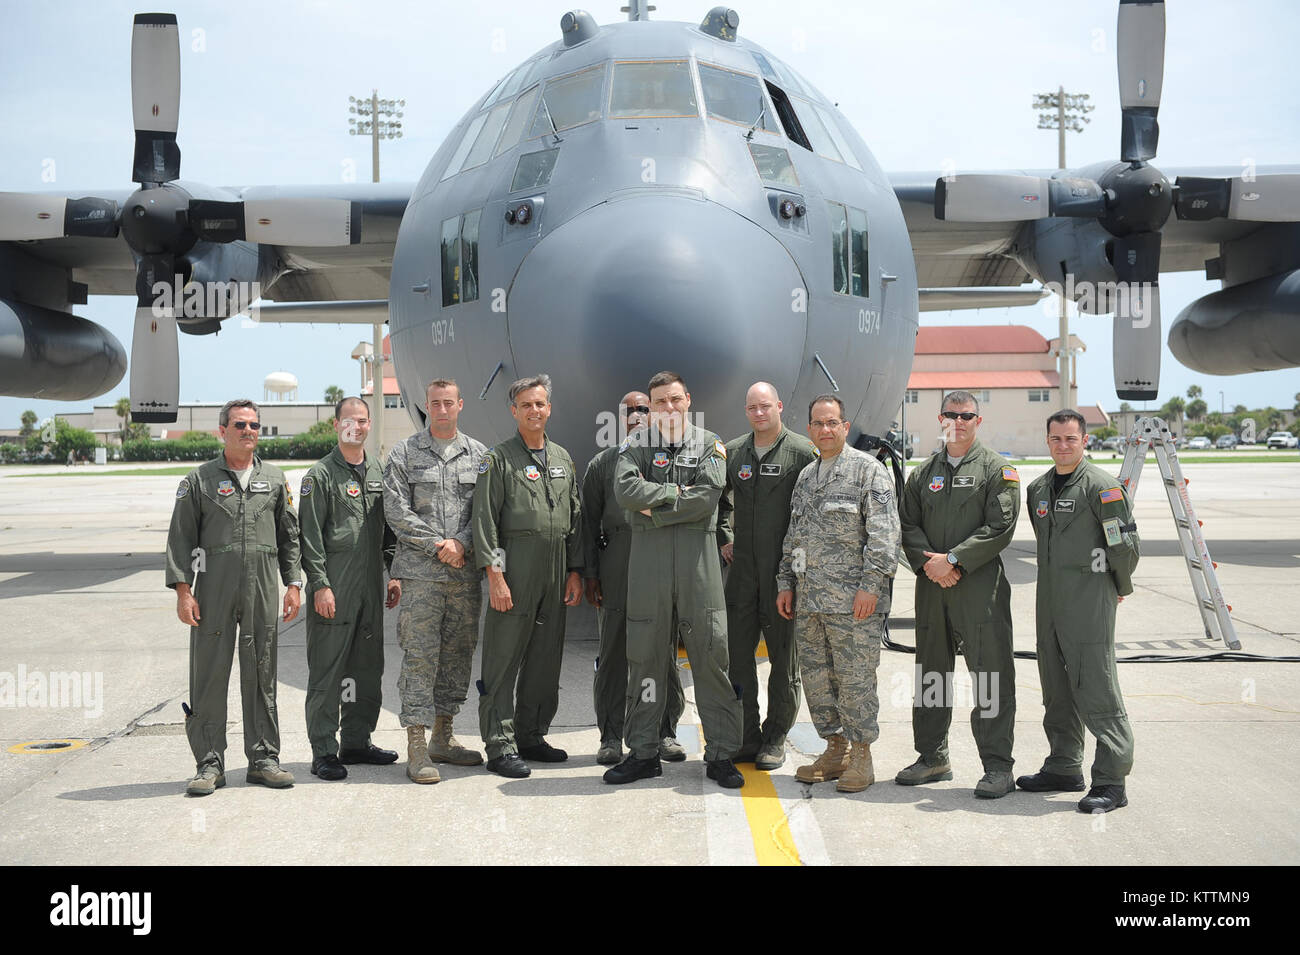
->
xmin=1099 ymin=487 xmax=1123 ymax=504
xmin=1001 ymin=466 xmax=1019 ymax=482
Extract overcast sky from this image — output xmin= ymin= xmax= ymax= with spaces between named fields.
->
xmin=3 ymin=0 xmax=1297 ymax=430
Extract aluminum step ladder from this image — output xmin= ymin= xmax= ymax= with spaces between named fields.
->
xmin=1117 ymin=416 xmax=1241 ymax=649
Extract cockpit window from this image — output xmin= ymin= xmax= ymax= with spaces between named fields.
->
xmin=827 ymin=200 xmax=868 ymax=298
xmin=814 ymin=105 xmax=862 ymax=170
xmin=699 ymin=63 xmax=774 ymax=131
xmin=460 ymin=101 xmax=513 ymax=173
xmin=488 ymin=57 xmax=543 ymax=109
xmin=511 ymin=148 xmax=559 ymax=192
xmin=750 ymin=50 xmax=807 ymax=98
xmin=609 ymin=60 xmax=698 ymax=119
xmin=748 ymin=143 xmax=798 ymax=186
xmin=440 ymin=111 xmax=489 ymax=182
xmin=796 ymin=100 xmax=843 ymax=164
xmin=530 ymin=63 xmax=607 ymax=137
xmin=495 ymin=84 xmax=541 ymax=157
xmin=441 ymin=210 xmax=481 ymax=307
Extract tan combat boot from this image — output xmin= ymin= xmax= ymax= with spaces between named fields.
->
xmin=406 ymin=725 xmax=441 ymax=784
xmin=836 ymin=741 xmax=875 ymax=793
xmin=795 ymin=734 xmax=849 ymax=784
xmin=429 ymin=714 xmax=484 ymax=766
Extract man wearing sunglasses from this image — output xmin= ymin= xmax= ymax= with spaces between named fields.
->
xmin=165 ymin=399 xmax=303 ymax=795
xmin=896 ymin=390 xmax=1021 ymax=798
xmin=580 ymin=391 xmax=684 ymax=765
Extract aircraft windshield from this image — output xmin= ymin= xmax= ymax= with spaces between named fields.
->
xmin=496 ymin=85 xmax=541 ymax=157
xmin=609 ymin=60 xmax=698 ymax=119
xmin=700 ymin=63 xmax=774 ymax=130
xmin=747 ymin=143 xmax=798 ymax=186
xmin=531 ymin=63 xmax=607 ymax=136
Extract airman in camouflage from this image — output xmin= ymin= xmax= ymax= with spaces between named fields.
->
xmin=777 ymin=395 xmax=900 ymax=793
xmin=383 ymin=379 xmax=488 ymax=783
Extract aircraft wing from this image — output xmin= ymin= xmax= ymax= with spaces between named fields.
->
xmin=891 ymin=166 xmax=1300 ymax=289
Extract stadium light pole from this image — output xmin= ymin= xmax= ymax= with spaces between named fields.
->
xmin=1035 ymin=87 xmax=1095 ymax=409
xmin=347 ymin=90 xmax=405 ymax=459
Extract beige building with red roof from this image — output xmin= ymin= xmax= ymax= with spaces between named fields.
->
xmin=902 ymin=325 xmax=1087 ymax=457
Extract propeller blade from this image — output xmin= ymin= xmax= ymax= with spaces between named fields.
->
xmin=935 ymin=175 xmax=1050 ymax=221
xmin=1117 ymin=0 xmax=1165 ymax=163
xmin=1175 ymin=174 xmax=1300 ymax=222
xmin=0 ymin=194 xmax=120 ymax=240
xmin=130 ymin=254 xmax=180 ymax=423
xmin=131 ymin=13 xmax=182 ymax=183
xmin=1110 ymin=231 xmax=1162 ymax=400
xmin=189 ymin=198 xmax=362 ymax=246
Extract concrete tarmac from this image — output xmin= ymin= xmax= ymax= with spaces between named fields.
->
xmin=0 ymin=457 xmax=1296 ymax=865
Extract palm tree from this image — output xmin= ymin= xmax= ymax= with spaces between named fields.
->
xmin=113 ymin=396 xmax=131 ymax=441
xmin=1187 ymin=384 xmax=1203 ymax=400
xmin=20 ymin=409 xmax=37 ymax=435
xmin=324 ymin=385 xmax=345 ymax=406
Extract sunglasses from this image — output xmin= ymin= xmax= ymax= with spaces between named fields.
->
xmin=624 ymin=405 xmax=650 ymax=416
xmin=231 ymin=421 xmax=261 ymax=431
xmin=941 ymin=411 xmax=978 ymax=421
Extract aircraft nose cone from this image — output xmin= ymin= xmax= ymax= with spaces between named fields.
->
xmin=507 ymin=195 xmax=807 ymax=446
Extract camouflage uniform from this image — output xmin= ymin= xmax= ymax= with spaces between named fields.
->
xmin=472 ymin=434 xmax=582 ymax=760
xmin=1026 ymin=459 xmax=1140 ymax=785
xmin=581 ymin=446 xmax=684 ymax=746
xmin=165 ymin=454 xmax=301 ymax=773
xmin=717 ymin=426 xmax=818 ymax=754
xmin=383 ymin=429 xmax=487 ymax=727
xmin=299 ymin=447 xmax=396 ymax=758
xmin=776 ymin=446 xmax=900 ymax=743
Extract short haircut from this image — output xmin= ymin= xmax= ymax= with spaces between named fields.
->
xmin=808 ymin=394 xmax=845 ymax=422
xmin=647 ymin=370 xmax=686 ymax=395
xmin=942 ymin=390 xmax=979 ymax=413
xmin=219 ymin=399 xmax=259 ymax=427
xmin=1046 ymin=409 xmax=1086 ymax=434
xmin=508 ymin=375 xmax=552 ymax=404
xmin=335 ymin=396 xmax=370 ymax=420
xmin=426 ymin=378 xmax=460 ymax=399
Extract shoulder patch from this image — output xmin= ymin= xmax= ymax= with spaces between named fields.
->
xmin=618 ymin=439 xmax=631 ymax=453
xmin=175 ymin=479 xmax=189 ymax=499
xmin=478 ymin=457 xmax=491 ymax=474
xmin=1099 ymin=486 xmax=1123 ymax=504
xmin=1001 ymin=466 xmax=1020 ymax=482
xmin=300 ymin=476 xmax=313 ymax=497
xmin=285 ymin=482 xmax=294 ymax=507
xmin=714 ymin=439 xmax=727 ymax=459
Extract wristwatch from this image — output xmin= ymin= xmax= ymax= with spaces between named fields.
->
xmin=946 ymin=553 xmax=958 ymax=566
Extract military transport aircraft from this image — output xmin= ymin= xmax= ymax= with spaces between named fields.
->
xmin=1 ymin=1 xmax=1297 ymax=459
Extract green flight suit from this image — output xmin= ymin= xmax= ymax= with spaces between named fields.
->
xmin=298 ymin=447 xmax=396 ymax=759
xmin=472 ymin=433 xmax=582 ymax=760
xmin=614 ymin=423 xmax=742 ymax=761
xmin=717 ymin=426 xmax=818 ymax=753
xmin=1026 ymin=459 xmax=1139 ymax=785
xmin=899 ymin=440 xmax=1020 ymax=772
xmin=581 ymin=446 xmax=684 ymax=746
xmin=165 ymin=454 xmax=301 ymax=773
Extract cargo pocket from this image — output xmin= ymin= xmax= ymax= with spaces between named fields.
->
xmin=705 ymin=608 xmax=729 ymax=670
xmin=1073 ymin=640 xmax=1127 ymax=719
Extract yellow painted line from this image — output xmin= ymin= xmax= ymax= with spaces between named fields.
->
xmin=678 ymin=639 xmax=767 ymax=662
xmin=8 ymin=739 xmax=88 ymax=754
xmin=738 ymin=762 xmax=801 ymax=865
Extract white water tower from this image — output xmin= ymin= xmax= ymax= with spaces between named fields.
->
xmin=263 ymin=371 xmax=299 ymax=402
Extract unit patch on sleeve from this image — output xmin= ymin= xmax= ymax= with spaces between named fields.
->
xmin=714 ymin=440 xmax=727 ymax=459
xmin=176 ymin=480 xmax=189 ymax=499
xmin=300 ymin=476 xmax=313 ymax=497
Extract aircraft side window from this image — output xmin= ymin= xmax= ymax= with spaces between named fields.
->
xmin=490 ymin=57 xmax=542 ymax=108
xmin=460 ymin=210 xmax=481 ymax=304
xmin=699 ymin=63 xmax=774 ymax=131
xmin=849 ymin=206 xmax=868 ymax=296
xmin=750 ymin=50 xmax=807 ymax=98
xmin=511 ymin=148 xmax=560 ymax=192
xmin=530 ymin=63 xmax=607 ymax=138
xmin=747 ymin=143 xmax=798 ymax=186
xmin=762 ymin=81 xmax=812 ymax=151
xmin=440 ymin=112 xmax=489 ymax=182
xmin=827 ymin=201 xmax=849 ymax=295
xmin=460 ymin=102 xmax=513 ymax=173
xmin=440 ymin=210 xmax=482 ymax=307
xmin=814 ymin=104 xmax=863 ymax=171
xmin=440 ymin=216 xmax=461 ymax=306
xmin=495 ymin=85 xmax=542 ymax=158
xmin=795 ymin=97 xmax=843 ymax=163
xmin=609 ymin=60 xmax=698 ymax=119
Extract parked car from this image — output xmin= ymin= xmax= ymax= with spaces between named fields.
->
xmin=1215 ymin=434 xmax=1239 ymax=449
xmin=1101 ymin=436 xmax=1127 ymax=451
xmin=1187 ymin=436 xmax=1212 ymax=450
xmin=1085 ymin=434 xmax=1102 ymax=451
xmin=1267 ymin=431 xmax=1298 ymax=449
